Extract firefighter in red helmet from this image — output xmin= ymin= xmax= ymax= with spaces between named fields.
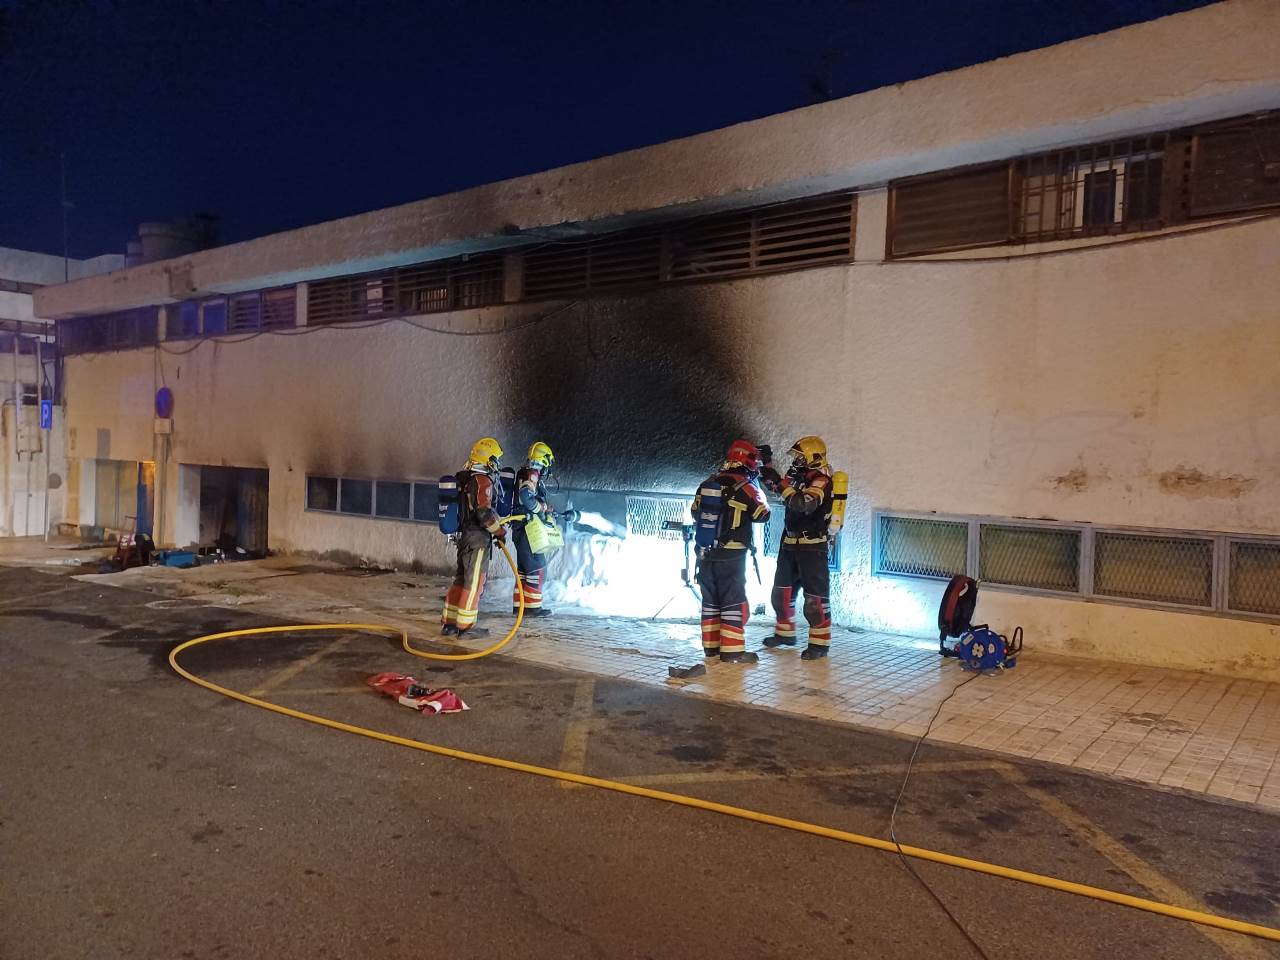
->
xmin=441 ymin=437 xmax=506 ymax=637
xmin=692 ymin=439 xmax=771 ymax=663
xmin=763 ymin=436 xmax=834 ymax=659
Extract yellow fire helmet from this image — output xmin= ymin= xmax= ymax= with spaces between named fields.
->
xmin=788 ymin=435 xmax=828 ymax=471
xmin=468 ymin=437 xmax=504 ymax=470
xmin=526 ymin=441 xmax=555 ymax=470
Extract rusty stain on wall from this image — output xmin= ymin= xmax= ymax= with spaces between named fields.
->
xmin=1049 ymin=464 xmax=1106 ymax=493
xmin=1157 ymin=465 xmax=1258 ymax=499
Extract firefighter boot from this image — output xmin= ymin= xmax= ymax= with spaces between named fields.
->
xmin=800 ymin=645 xmax=829 ymax=661
xmin=762 ymin=634 xmax=797 ymax=648
xmin=513 ymin=606 xmax=553 ymax=618
xmin=720 ymin=651 xmax=760 ymax=664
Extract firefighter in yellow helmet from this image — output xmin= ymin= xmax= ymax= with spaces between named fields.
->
xmin=441 ymin=437 xmax=506 ymax=637
xmin=509 ymin=441 xmax=565 ymax=617
xmin=762 ymin=436 xmax=836 ymax=659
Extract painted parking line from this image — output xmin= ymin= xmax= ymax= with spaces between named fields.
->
xmin=557 ymin=680 xmax=597 ymax=790
xmin=272 ymin=677 xmax=589 ymax=696
xmin=248 ymin=636 xmax=350 ymax=697
xmin=998 ymin=763 xmax=1271 ymax=960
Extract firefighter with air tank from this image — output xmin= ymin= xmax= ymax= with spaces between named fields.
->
xmin=439 ymin=437 xmax=507 ymax=638
xmin=691 ymin=440 xmax=772 ymax=664
xmin=760 ymin=436 xmax=848 ymax=661
xmin=509 ymin=441 xmax=578 ymax=618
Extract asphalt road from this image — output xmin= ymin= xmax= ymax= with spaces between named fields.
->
xmin=2 ymin=565 xmax=1277 ymax=960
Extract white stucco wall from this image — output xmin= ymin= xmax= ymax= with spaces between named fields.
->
xmin=33 ymin=0 xmax=1280 ymax=319
xmin=59 ymin=208 xmax=1280 ymax=678
xmin=0 ymin=247 xmax=124 ymax=287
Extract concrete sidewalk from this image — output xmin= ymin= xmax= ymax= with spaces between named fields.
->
xmin=53 ymin=553 xmax=1280 ymax=813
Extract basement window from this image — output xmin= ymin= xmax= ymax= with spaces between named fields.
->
xmin=875 ymin=510 xmax=1280 ymax=623
xmin=979 ymin=523 xmax=1081 ymax=593
xmin=625 ymin=495 xmax=693 ymax=540
xmin=412 ymin=483 xmax=439 ymax=524
xmin=874 ymin=515 xmax=968 ymax=579
xmin=338 ymin=479 xmax=374 ymax=516
xmin=306 ymin=476 xmax=338 ymax=512
xmin=1227 ymin=540 xmax=1280 ymax=617
xmin=374 ymin=481 xmax=411 ymax=520
xmin=1093 ymin=532 xmax=1213 ymax=608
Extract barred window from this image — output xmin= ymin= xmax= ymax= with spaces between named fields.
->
xmin=625 ymin=495 xmax=692 ymax=540
xmin=979 ymin=523 xmax=1080 ymax=593
xmin=1227 ymin=540 xmax=1280 ymax=617
xmin=875 ymin=515 xmax=968 ymax=579
xmin=876 ymin=510 xmax=1280 ymax=623
xmin=1016 ymin=135 xmax=1167 ymax=242
xmin=1093 ymin=532 xmax=1213 ymax=608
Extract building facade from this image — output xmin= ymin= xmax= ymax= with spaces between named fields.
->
xmin=1 ymin=247 xmax=123 ymax=537
xmin=33 ymin=1 xmax=1280 ymax=679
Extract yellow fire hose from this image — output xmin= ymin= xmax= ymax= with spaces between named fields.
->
xmin=166 ymin=541 xmax=1280 ymax=944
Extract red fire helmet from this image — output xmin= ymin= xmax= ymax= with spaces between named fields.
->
xmin=725 ymin=439 xmax=761 ymax=471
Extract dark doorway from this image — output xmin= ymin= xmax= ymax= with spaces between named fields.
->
xmin=199 ymin=466 xmax=269 ymax=555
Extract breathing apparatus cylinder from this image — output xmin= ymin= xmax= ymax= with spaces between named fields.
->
xmin=438 ymin=475 xmax=460 ymax=534
xmin=694 ymin=482 xmax=724 ymax=550
xmin=495 ymin=466 xmax=517 ymax=517
xmin=828 ymin=471 xmax=849 ymax=537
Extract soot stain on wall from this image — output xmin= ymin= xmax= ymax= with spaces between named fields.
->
xmin=500 ymin=290 xmax=767 ymax=492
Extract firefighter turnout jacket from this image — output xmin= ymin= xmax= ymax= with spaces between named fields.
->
xmin=694 ymin=465 xmax=771 ymax=559
xmin=780 ymin=468 xmax=834 ymax=548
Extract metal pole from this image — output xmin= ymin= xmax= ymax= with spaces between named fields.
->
xmin=11 ymin=333 xmax=19 ymax=462
xmin=38 ymin=338 xmax=50 ymax=542
xmin=61 ymin=153 xmax=70 ymax=283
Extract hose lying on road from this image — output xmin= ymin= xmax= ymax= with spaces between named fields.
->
xmin=401 ymin=538 xmax=524 ymax=661
xmin=167 ymin=620 xmax=1280 ymax=944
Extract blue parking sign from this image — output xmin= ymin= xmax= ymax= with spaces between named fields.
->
xmin=39 ymin=399 xmax=53 ymax=431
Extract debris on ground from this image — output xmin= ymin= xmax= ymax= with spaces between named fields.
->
xmin=366 ymin=672 xmax=469 ymax=714
xmin=667 ymin=663 xmax=707 ymax=680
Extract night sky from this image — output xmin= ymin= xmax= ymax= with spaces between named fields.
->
xmin=1 ymin=0 xmax=1212 ymax=259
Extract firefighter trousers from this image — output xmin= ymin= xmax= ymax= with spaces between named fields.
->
xmin=442 ymin=530 xmax=494 ymax=631
xmin=511 ymin=523 xmax=547 ymax=610
xmin=698 ymin=552 xmax=750 ymax=655
xmin=771 ymin=545 xmax=832 ymax=650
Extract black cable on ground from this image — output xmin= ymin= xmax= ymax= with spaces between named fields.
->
xmin=888 ymin=669 xmax=991 ymax=960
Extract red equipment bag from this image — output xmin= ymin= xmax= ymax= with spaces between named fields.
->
xmin=937 ymin=575 xmax=978 ymax=657
xmin=366 ymin=673 xmax=469 ymax=714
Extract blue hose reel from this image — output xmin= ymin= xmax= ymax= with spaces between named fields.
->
xmin=955 ymin=625 xmax=1023 ymax=672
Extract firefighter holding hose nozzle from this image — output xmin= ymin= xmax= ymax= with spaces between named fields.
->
xmin=510 ymin=441 xmax=576 ymax=618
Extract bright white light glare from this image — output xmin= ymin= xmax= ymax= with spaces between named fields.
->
xmin=491 ymin=529 xmax=779 ymax=623
xmin=856 ymin=576 xmax=935 ymax=637
xmin=572 ymin=511 xmax=623 ymax=538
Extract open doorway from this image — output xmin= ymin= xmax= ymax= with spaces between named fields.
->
xmin=199 ymin=466 xmax=269 ymax=556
